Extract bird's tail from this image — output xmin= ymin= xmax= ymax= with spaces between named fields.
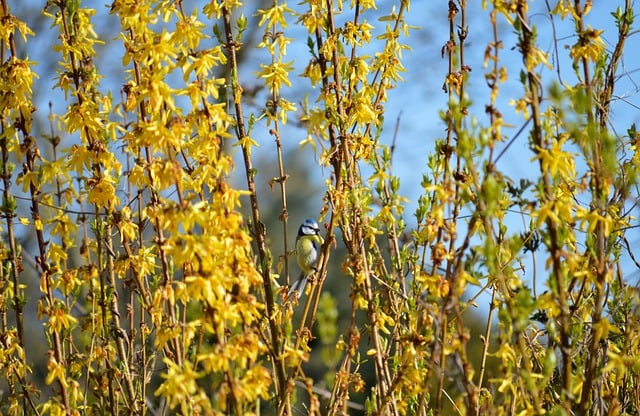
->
xmin=288 ymin=272 xmax=308 ymax=298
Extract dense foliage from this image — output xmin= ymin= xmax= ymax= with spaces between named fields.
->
xmin=0 ymin=0 xmax=638 ymax=415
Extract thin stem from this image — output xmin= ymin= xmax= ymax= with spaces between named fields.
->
xmin=221 ymin=6 xmax=288 ymax=412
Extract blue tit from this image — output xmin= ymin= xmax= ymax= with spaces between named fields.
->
xmin=289 ymin=218 xmax=324 ymax=297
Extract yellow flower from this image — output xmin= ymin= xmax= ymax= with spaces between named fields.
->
xmin=570 ymin=27 xmax=605 ymax=64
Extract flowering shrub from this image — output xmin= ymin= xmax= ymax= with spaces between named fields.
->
xmin=0 ymin=1 xmax=638 ymax=415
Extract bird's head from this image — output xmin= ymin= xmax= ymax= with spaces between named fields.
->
xmin=298 ymin=218 xmax=320 ymax=237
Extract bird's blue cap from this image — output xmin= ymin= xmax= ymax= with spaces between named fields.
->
xmin=299 ymin=218 xmax=320 ymax=235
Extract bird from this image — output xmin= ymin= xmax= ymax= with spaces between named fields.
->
xmin=289 ymin=218 xmax=324 ymax=298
